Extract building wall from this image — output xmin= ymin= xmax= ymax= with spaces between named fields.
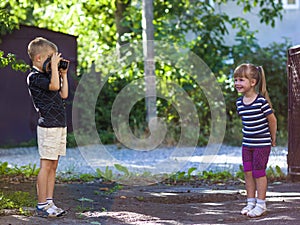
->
xmin=0 ymin=25 xmax=77 ymax=146
xmin=216 ymin=1 xmax=300 ymax=47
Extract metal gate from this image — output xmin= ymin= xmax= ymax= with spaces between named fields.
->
xmin=287 ymin=45 xmax=300 ymax=179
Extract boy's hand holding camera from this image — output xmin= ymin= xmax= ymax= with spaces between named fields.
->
xmin=49 ymin=52 xmax=69 ymax=99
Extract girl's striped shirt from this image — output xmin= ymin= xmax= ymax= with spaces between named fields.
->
xmin=236 ymin=94 xmax=273 ymax=147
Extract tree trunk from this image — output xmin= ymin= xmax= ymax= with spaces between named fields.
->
xmin=142 ymin=0 xmax=156 ymax=123
xmin=115 ymin=0 xmax=131 ymax=46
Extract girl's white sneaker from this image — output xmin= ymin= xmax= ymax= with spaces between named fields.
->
xmin=241 ymin=202 xmax=256 ymax=215
xmin=247 ymin=204 xmax=267 ymax=217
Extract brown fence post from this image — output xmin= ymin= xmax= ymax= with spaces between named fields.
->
xmin=287 ymin=45 xmax=300 ymax=181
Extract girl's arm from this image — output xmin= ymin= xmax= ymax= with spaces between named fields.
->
xmin=267 ymin=113 xmax=277 ymax=147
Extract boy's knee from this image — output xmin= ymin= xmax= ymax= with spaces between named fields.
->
xmin=52 ymin=165 xmax=58 ymax=171
xmin=40 ymin=160 xmax=57 ymax=171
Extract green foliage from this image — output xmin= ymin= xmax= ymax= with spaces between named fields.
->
xmin=114 ymin=164 xmax=130 ymax=177
xmin=11 ymin=164 xmax=39 ymax=177
xmin=0 ymin=191 xmax=36 ymax=213
xmin=0 ymin=162 xmax=39 ymax=178
xmin=58 ymin=163 xmax=287 ymax=185
xmin=223 ymin=40 xmax=291 ymax=145
xmin=235 ymin=165 xmax=245 ymax=180
xmin=0 ymin=51 xmax=29 ymax=71
xmin=0 ymin=8 xmax=18 ymax=36
xmin=96 ymin=166 xmax=114 ymax=181
xmin=224 ymin=117 xmax=243 ymax=146
xmin=170 ymin=171 xmax=186 ymax=183
xmin=234 ymin=165 xmax=287 ymax=182
xmin=267 ymin=165 xmax=286 ymax=181
xmin=0 ymin=161 xmax=8 ymax=174
xmin=0 ymin=7 xmax=29 ymax=72
xmin=101 ymin=184 xmax=123 ymax=195
xmin=201 ymin=170 xmax=233 ymax=182
xmin=79 ymin=173 xmax=96 ymax=182
xmin=77 ymin=197 xmax=94 ymax=212
xmin=1 ymin=0 xmax=287 ymax=147
xmin=187 ymin=167 xmax=197 ymax=179
xmin=169 ymin=167 xmax=197 ymax=183
xmin=66 ymin=132 xmax=77 ymax=148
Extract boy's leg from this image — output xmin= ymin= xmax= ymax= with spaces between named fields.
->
xmin=46 ymin=158 xmax=59 ymax=200
xmin=36 ymin=127 xmax=66 ymax=217
xmin=45 ymin=157 xmax=66 ymax=215
xmin=37 ymin=159 xmax=55 ymax=203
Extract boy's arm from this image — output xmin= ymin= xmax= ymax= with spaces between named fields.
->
xmin=267 ymin=113 xmax=277 ymax=147
xmin=49 ymin=53 xmax=62 ymax=91
xmin=59 ymin=72 xmax=68 ymax=99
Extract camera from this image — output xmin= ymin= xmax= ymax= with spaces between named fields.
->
xmin=43 ymin=56 xmax=69 ymax=73
xmin=58 ymin=59 xmax=69 ymax=70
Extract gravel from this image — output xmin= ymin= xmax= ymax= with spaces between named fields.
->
xmin=0 ymin=145 xmax=288 ymax=176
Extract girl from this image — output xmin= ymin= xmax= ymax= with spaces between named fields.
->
xmin=234 ymin=63 xmax=277 ymax=217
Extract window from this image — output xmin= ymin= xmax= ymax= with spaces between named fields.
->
xmin=282 ymin=0 xmax=299 ymax=9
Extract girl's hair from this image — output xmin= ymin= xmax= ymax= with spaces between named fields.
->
xmin=27 ymin=37 xmax=58 ymax=61
xmin=234 ymin=63 xmax=273 ymax=109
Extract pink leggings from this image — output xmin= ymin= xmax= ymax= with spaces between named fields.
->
xmin=242 ymin=146 xmax=271 ymax=178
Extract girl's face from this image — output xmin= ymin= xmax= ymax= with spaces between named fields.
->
xmin=234 ymin=76 xmax=256 ymax=94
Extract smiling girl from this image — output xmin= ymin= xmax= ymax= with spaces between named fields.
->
xmin=234 ymin=63 xmax=277 ymax=217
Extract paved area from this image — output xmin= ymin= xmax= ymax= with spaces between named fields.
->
xmin=0 ymin=145 xmax=296 ymax=224
xmin=0 ymin=181 xmax=299 ymax=225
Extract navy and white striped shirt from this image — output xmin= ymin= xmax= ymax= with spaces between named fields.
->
xmin=236 ymin=94 xmax=273 ymax=147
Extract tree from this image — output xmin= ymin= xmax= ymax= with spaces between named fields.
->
xmin=0 ymin=0 xmax=283 ymax=71
xmin=0 ymin=8 xmax=28 ymax=71
xmin=1 ymin=0 xmax=286 ymax=145
xmin=115 ymin=0 xmax=132 ymax=46
xmin=142 ymin=0 xmax=156 ymax=122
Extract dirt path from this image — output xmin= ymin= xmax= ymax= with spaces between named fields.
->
xmin=1 ymin=181 xmax=300 ymax=225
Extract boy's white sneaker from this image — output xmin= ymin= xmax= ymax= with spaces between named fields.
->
xmin=49 ymin=202 xmax=67 ymax=215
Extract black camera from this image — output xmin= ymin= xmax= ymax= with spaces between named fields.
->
xmin=43 ymin=57 xmax=69 ymax=73
xmin=58 ymin=59 xmax=69 ymax=70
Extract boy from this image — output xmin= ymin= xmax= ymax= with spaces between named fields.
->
xmin=27 ymin=37 xmax=69 ymax=217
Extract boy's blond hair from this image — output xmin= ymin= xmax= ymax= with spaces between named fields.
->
xmin=27 ymin=37 xmax=58 ymax=61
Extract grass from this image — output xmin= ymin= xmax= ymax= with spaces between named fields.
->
xmin=0 ymin=191 xmax=36 ymax=215
xmin=0 ymin=162 xmax=39 ymax=182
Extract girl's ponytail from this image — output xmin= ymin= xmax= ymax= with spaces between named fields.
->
xmin=258 ymin=66 xmax=273 ymax=109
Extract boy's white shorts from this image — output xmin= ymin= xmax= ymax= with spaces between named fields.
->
xmin=37 ymin=126 xmax=67 ymax=160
